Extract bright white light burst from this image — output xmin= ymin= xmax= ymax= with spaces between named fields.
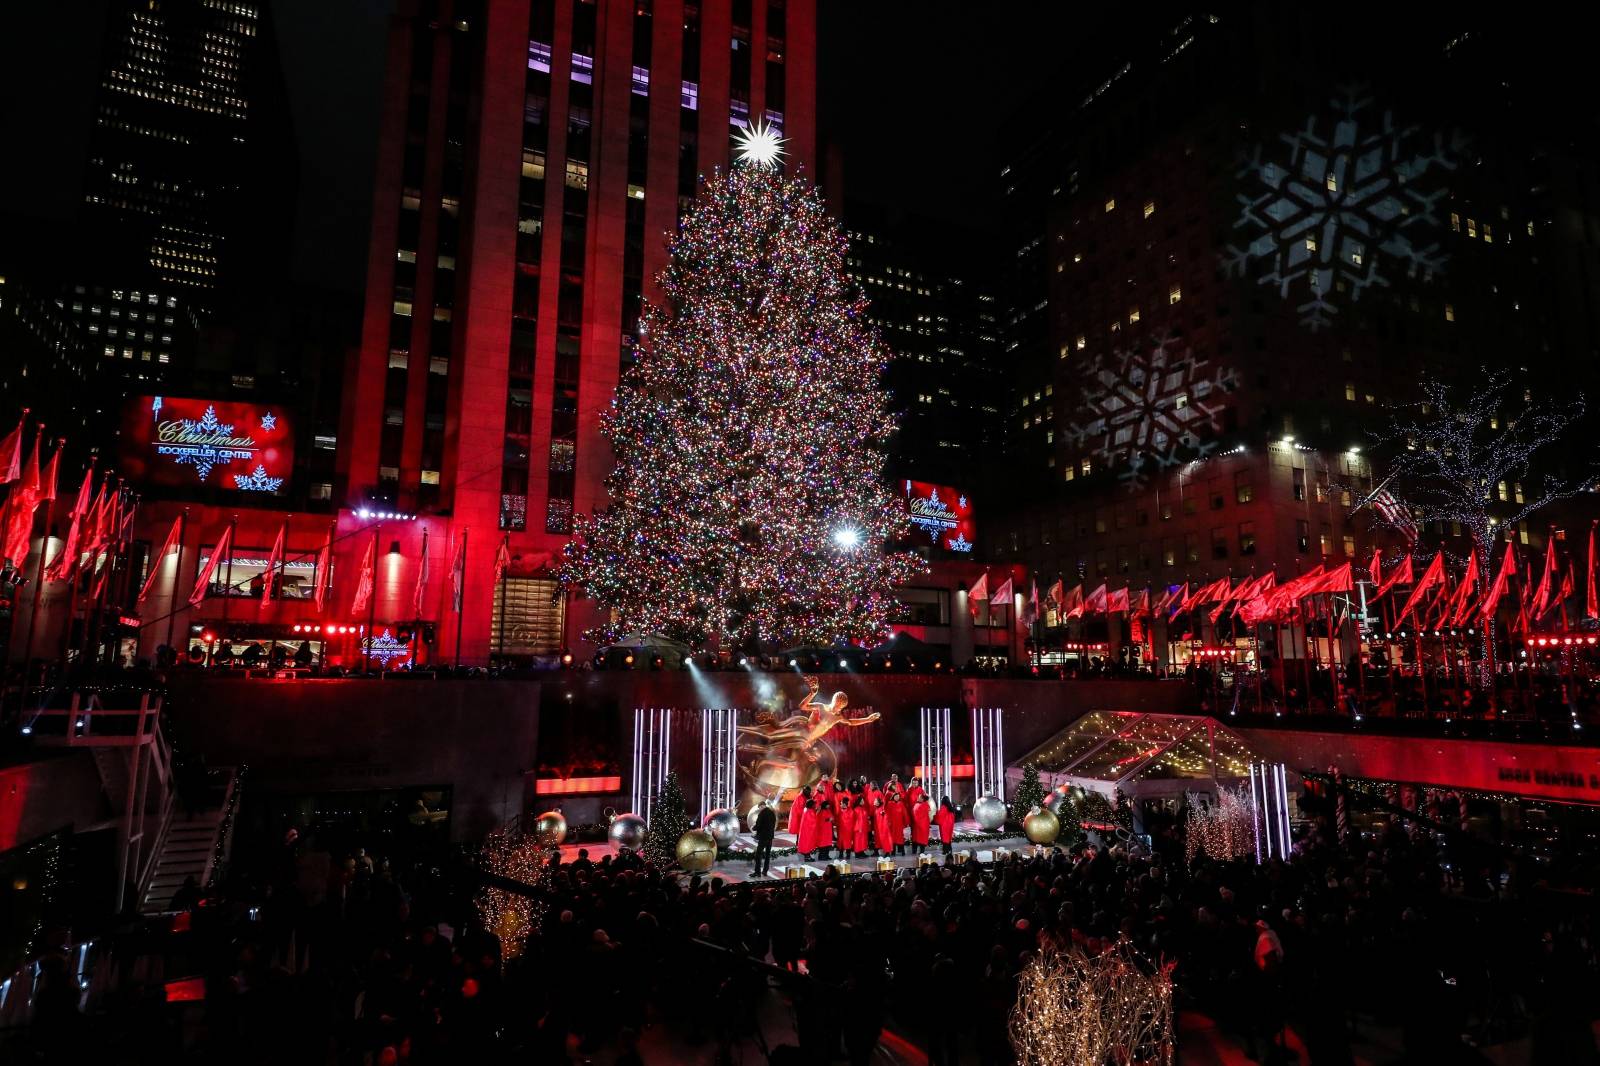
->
xmin=832 ymin=526 xmax=861 ymax=550
xmin=734 ymin=121 xmax=785 ymax=168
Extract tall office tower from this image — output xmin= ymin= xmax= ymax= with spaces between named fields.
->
xmin=842 ymin=203 xmax=1003 ymax=490
xmin=987 ymin=6 xmax=1600 ymax=662
xmin=341 ymin=0 xmax=817 ymax=658
xmin=61 ymin=0 xmax=295 ymax=383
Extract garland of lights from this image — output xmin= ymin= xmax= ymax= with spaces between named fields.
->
xmin=559 ymin=157 xmax=923 ymax=650
xmin=204 ymin=763 xmax=245 ymax=892
xmin=1009 ymin=939 xmax=1175 ymax=1066
xmin=1184 ymin=786 xmax=1256 ymax=865
xmin=474 ymin=821 xmax=551 ymax=964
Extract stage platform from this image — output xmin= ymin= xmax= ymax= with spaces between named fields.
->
xmin=555 ymin=820 xmax=1037 ymax=885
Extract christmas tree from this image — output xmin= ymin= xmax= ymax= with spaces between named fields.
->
xmin=561 ymin=127 xmax=923 ymax=651
xmin=1012 ymin=763 xmax=1046 ymax=820
xmin=643 ymin=771 xmax=692 ymax=868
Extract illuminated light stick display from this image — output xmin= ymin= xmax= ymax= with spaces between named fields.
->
xmin=970 ymin=706 xmax=1005 ymax=803
xmin=919 ymin=706 xmax=953 ymax=808
xmin=632 ymin=707 xmax=672 ymax=823
xmin=1249 ymin=760 xmax=1293 ymax=861
xmin=558 ymin=134 xmax=922 ymax=651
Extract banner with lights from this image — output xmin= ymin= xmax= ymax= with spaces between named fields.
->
xmin=121 ymin=396 xmax=293 ymax=494
xmin=901 ymin=480 xmax=975 ymax=554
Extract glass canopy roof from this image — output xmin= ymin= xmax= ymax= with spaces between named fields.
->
xmin=1019 ymin=711 xmax=1264 ymax=791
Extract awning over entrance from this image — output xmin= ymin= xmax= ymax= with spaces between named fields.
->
xmin=1014 ymin=711 xmax=1265 ymax=798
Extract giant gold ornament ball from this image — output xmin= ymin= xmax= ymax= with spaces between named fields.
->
xmin=972 ymin=794 xmax=1007 ymax=831
xmin=676 ymin=828 xmax=718 ymax=873
xmin=1023 ymin=807 xmax=1061 ymax=845
xmin=703 ymin=808 xmax=741 ymax=847
xmin=608 ymin=812 xmax=648 ymax=852
xmin=533 ymin=810 xmax=567 ymax=846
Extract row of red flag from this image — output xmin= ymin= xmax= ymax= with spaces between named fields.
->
xmin=966 ymin=525 xmax=1600 ymax=633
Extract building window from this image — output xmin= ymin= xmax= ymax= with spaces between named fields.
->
xmin=1104 ymin=198 xmax=1116 ymax=213
xmin=1296 ymin=520 xmax=1310 ymax=553
xmin=1496 ymin=480 xmax=1508 ymax=502
xmin=1162 ymin=539 xmax=1177 ymax=567
xmin=491 ymin=577 xmax=566 ymax=660
xmin=1234 ymin=473 xmax=1253 ymax=504
xmin=1514 ymin=482 xmax=1525 ymax=504
xmin=1075 ymin=335 xmax=1086 ymax=351
xmin=1444 ymin=303 xmax=1455 ymax=322
xmin=1143 ymin=200 xmax=1155 ymax=218
xmin=1342 ymin=533 xmax=1355 ymax=557
xmin=1185 ymin=533 xmax=1200 ymax=564
xmin=1239 ymin=522 xmax=1256 ymax=556
xmin=1080 ymin=457 xmax=1092 ymax=477
xmin=1345 ymin=383 xmax=1356 ymax=401
xmin=1319 ymin=523 xmax=1333 ymax=555
xmin=1210 ymin=527 xmax=1228 ymax=560
xmin=1128 ymin=307 xmax=1141 ymax=325
xmin=1168 ymin=285 xmax=1182 ymax=304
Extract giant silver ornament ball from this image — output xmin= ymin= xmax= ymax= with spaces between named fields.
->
xmin=972 ymin=795 xmax=1007 ymax=831
xmin=703 ymin=808 xmax=742 ymax=847
xmin=746 ymin=802 xmax=771 ymax=833
xmin=607 ymin=812 xmax=648 ymax=852
xmin=1043 ymin=785 xmax=1071 ymax=815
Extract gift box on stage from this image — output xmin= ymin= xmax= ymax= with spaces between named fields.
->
xmin=917 ymin=853 xmax=938 ymax=868
xmin=951 ymin=851 xmax=970 ymax=866
xmin=781 ymin=865 xmax=807 ymax=880
xmin=829 ymin=861 xmax=852 ymax=875
xmin=875 ymin=857 xmax=895 ymax=873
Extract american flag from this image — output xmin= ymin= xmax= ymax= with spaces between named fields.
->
xmin=1367 ymin=487 xmax=1418 ymax=544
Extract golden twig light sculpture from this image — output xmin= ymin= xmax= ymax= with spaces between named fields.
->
xmin=1009 ymin=939 xmax=1175 ymax=1066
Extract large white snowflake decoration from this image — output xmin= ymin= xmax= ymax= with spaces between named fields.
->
xmin=1224 ymin=86 xmax=1464 ymax=330
xmin=259 ymin=411 xmax=277 ymax=431
xmin=174 ymin=452 xmax=217 ymax=481
xmin=233 ymin=464 xmax=284 ymax=492
xmin=1066 ymin=333 xmax=1236 ymax=491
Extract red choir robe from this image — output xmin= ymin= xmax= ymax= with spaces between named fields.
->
xmin=906 ymin=783 xmax=926 ymax=823
xmin=796 ymin=803 xmax=820 ymax=856
xmin=834 ymin=795 xmax=852 ymax=847
xmin=886 ymin=788 xmax=908 ymax=844
xmin=934 ymin=805 xmax=956 ymax=846
xmin=816 ymin=783 xmax=834 ymax=843
xmin=787 ymin=794 xmax=806 ymax=835
xmin=872 ymin=800 xmax=892 ymax=851
xmin=853 ymin=801 xmax=871 ymax=853
xmin=910 ymin=797 xmax=932 ymax=846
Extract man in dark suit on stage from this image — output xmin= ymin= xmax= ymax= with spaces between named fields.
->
xmin=752 ymin=801 xmax=778 ymax=876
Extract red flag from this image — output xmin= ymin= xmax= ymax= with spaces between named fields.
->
xmin=1447 ymin=550 xmax=1481 ymax=627
xmin=260 ymin=521 xmax=286 ymax=604
xmin=0 ymin=430 xmax=43 ymax=566
xmin=450 ymin=529 xmax=467 ymax=613
xmin=1131 ymin=587 xmax=1151 ymax=617
xmin=1084 ymin=583 xmax=1108 ymax=614
xmin=189 ymin=522 xmax=235 ymax=607
xmin=46 ymin=466 xmax=94 ymax=581
xmin=1373 ymin=554 xmax=1414 ymax=601
xmin=1587 ymin=524 xmax=1598 ymax=622
xmin=38 ymin=442 xmax=60 ymax=503
xmin=1530 ymin=536 xmax=1559 ymax=620
xmin=1315 ymin=562 xmax=1353 ymax=595
xmin=1479 ymin=542 xmax=1517 ymax=621
xmin=0 ymin=412 xmax=24 ymax=485
xmin=351 ymin=536 xmax=376 ymax=614
xmin=989 ymin=576 xmax=1014 ymax=605
xmin=136 ymin=515 xmax=183 ymax=604
xmin=1156 ymin=583 xmax=1186 ymax=618
xmin=967 ymin=571 xmax=988 ymax=618
xmin=1556 ymin=560 xmax=1576 ymax=621
xmin=1367 ymin=548 xmax=1383 ymax=585
xmin=1107 ymin=586 xmax=1130 ymax=613
xmin=413 ymin=527 xmax=430 ymax=618
xmin=313 ymin=524 xmax=334 ymax=613
xmin=1062 ymin=583 xmax=1085 ymax=619
xmin=1046 ymin=578 xmax=1065 ymax=613
xmin=1395 ymin=554 xmax=1445 ymax=626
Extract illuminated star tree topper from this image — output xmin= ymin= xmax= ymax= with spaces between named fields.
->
xmin=560 ymin=158 xmax=923 ymax=651
xmin=733 ymin=119 xmax=785 ymax=169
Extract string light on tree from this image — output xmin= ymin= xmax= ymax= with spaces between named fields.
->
xmin=560 ymin=142 xmax=923 ymax=650
xmin=1009 ymin=939 xmax=1175 ymax=1066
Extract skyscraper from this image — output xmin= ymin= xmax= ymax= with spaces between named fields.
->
xmin=340 ymin=0 xmax=817 ymax=659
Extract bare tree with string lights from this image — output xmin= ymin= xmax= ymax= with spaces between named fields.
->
xmin=1370 ymin=370 xmax=1588 ymax=559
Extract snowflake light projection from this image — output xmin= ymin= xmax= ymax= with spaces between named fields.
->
xmin=184 ymin=405 xmax=234 ymax=437
xmin=1225 ymin=86 xmax=1464 ymax=330
xmin=362 ymin=629 xmax=410 ymax=666
xmin=233 ymin=464 xmax=284 ymax=492
xmin=1065 ymin=333 xmax=1237 ymax=491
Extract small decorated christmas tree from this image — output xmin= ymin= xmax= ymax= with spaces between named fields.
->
xmin=644 ymin=771 xmax=692 ymax=868
xmin=1012 ymin=763 xmax=1046 ymax=819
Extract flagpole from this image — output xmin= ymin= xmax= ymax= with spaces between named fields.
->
xmin=364 ymin=523 xmax=381 ymax=675
xmin=454 ymin=527 xmax=468 ymax=668
xmin=165 ymin=509 xmax=188 ymax=660
xmin=18 ymin=439 xmax=64 ymax=693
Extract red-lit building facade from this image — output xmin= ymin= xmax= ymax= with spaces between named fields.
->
xmin=29 ymin=0 xmax=820 ymax=670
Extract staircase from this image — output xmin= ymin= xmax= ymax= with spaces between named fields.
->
xmin=140 ymin=772 xmax=236 ymax=914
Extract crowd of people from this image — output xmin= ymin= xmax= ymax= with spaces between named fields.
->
xmin=13 ymin=789 xmax=1598 ymax=1065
